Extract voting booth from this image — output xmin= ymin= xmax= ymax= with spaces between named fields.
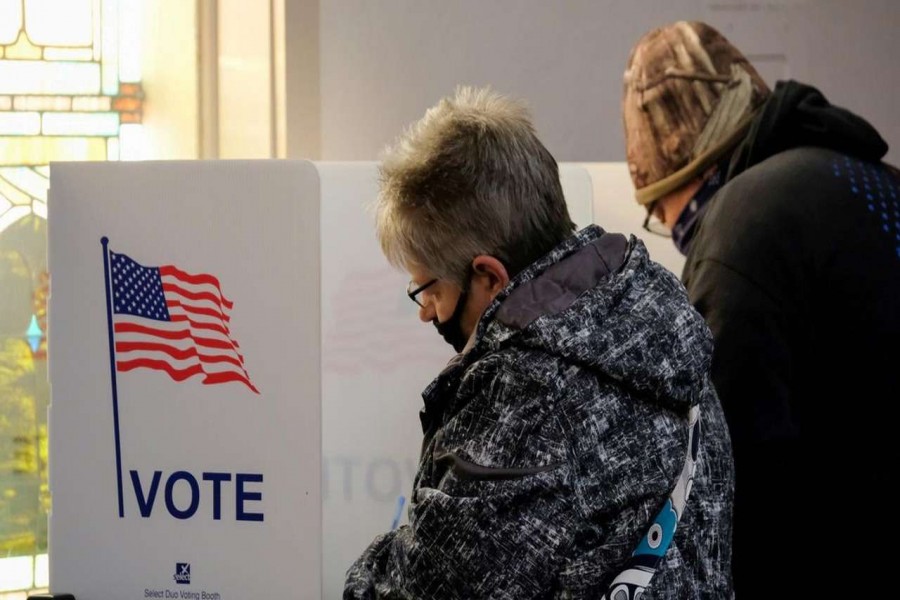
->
xmin=46 ymin=160 xmax=606 ymax=599
xmin=48 ymin=161 xmax=323 ymax=599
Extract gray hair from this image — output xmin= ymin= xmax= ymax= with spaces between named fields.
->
xmin=375 ymin=86 xmax=575 ymax=288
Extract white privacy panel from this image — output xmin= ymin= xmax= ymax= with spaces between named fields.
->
xmin=580 ymin=162 xmax=685 ymax=276
xmin=48 ymin=161 xmax=322 ymax=599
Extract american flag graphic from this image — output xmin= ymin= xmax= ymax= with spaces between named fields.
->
xmin=107 ymin=248 xmax=259 ymax=394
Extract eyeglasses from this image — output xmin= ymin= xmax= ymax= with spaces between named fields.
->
xmin=642 ymin=200 xmax=672 ymax=238
xmin=407 ymin=278 xmax=438 ymax=307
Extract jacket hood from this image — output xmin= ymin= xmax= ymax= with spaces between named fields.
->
xmin=729 ymin=80 xmax=889 ymax=180
xmin=474 ymin=226 xmax=713 ymax=412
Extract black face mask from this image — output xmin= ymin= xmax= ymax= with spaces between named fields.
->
xmin=433 ymin=288 xmax=469 ymax=353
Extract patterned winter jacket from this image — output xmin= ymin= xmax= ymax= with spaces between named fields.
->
xmin=345 ymin=226 xmax=734 ymax=599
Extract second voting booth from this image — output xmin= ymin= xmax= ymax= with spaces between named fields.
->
xmin=46 ymin=159 xmax=671 ymax=598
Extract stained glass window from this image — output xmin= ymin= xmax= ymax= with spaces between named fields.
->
xmin=0 ymin=0 xmax=143 ymax=593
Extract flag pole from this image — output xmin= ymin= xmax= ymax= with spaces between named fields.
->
xmin=101 ymin=237 xmax=125 ymax=518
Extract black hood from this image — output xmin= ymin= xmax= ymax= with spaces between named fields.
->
xmin=480 ymin=226 xmax=712 ymax=412
xmin=729 ymin=80 xmax=889 ymax=180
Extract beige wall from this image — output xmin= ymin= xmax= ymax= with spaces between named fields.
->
xmin=276 ymin=0 xmax=898 ymax=166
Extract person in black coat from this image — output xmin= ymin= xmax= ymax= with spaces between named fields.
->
xmin=622 ymin=21 xmax=900 ymax=597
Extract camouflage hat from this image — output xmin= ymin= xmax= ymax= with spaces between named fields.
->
xmin=622 ymin=21 xmax=771 ymax=205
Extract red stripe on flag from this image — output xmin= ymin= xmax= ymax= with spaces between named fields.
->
xmin=162 ymin=282 xmax=231 ymax=310
xmin=117 ymin=355 xmax=257 ymax=394
xmin=117 ymin=359 xmax=204 ymax=381
xmin=169 ymin=314 xmax=237 ymax=344
xmin=115 ymin=322 xmax=185 ymax=340
xmin=115 ymin=341 xmax=244 ymax=368
xmin=114 ymin=322 xmax=244 ymax=360
xmin=203 ymin=371 xmax=259 ymax=393
xmin=167 ymin=299 xmax=231 ymax=323
xmin=159 ymin=265 xmax=234 ymax=309
xmin=117 ymin=358 xmax=258 ymax=394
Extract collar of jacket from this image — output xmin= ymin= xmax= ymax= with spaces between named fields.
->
xmin=418 ymin=225 xmax=623 ymax=434
xmin=671 ymin=153 xmax=731 ymax=255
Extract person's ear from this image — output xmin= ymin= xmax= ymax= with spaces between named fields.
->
xmin=471 ymin=255 xmax=510 ymax=299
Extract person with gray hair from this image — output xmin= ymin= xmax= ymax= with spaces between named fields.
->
xmin=622 ymin=21 xmax=900 ymax=597
xmin=344 ymin=86 xmax=735 ymax=599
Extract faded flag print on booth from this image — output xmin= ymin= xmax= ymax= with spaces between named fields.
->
xmin=107 ymin=247 xmax=259 ymax=394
